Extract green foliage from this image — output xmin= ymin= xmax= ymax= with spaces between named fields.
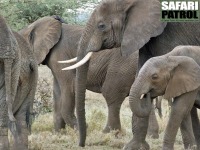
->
xmin=16 ymin=1 xmax=66 ymax=23
xmin=0 ymin=0 xmax=99 ymax=31
xmin=0 ymin=0 xmax=66 ymax=30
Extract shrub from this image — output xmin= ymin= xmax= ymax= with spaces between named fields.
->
xmin=0 ymin=0 xmax=100 ymax=30
xmin=34 ymin=78 xmax=53 ymax=116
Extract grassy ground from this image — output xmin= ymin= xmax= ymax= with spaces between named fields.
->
xmin=29 ymin=66 xmax=189 ymax=150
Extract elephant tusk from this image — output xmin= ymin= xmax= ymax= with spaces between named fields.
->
xmin=140 ymin=94 xmax=145 ymax=100
xmin=62 ymin=52 xmax=93 ymax=70
xmin=58 ymin=57 xmax=77 ymax=63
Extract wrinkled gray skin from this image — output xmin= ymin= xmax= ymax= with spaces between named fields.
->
xmin=19 ymin=16 xmax=160 ymax=137
xmin=66 ymin=0 xmax=200 ymax=148
xmin=155 ymin=96 xmax=162 ymax=118
xmin=191 ymin=93 xmax=200 ymax=150
xmin=130 ymin=46 xmax=200 ymax=150
xmin=0 ymin=16 xmax=38 ymax=150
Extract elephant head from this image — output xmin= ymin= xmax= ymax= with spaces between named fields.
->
xmin=130 ymin=55 xmax=200 ymax=115
xmin=19 ymin=16 xmax=63 ymax=64
xmin=61 ymin=0 xmax=166 ymax=147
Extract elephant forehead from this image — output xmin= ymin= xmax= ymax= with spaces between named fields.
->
xmin=148 ymin=57 xmax=168 ymax=67
xmin=96 ymin=0 xmax=122 ymax=16
xmin=139 ymin=63 xmax=157 ymax=75
xmin=139 ymin=57 xmax=168 ymax=74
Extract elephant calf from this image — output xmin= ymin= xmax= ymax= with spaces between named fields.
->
xmin=125 ymin=45 xmax=200 ymax=150
xmin=0 ymin=16 xmax=38 ymax=150
xmin=19 ymin=16 xmax=160 ymax=137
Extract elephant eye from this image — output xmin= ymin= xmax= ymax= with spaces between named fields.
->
xmin=152 ymin=73 xmax=158 ymax=80
xmin=98 ymin=23 xmax=106 ymax=31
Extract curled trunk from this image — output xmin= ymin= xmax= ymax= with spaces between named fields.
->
xmin=129 ymin=78 xmax=152 ymax=117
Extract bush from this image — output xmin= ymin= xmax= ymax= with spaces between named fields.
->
xmin=16 ymin=0 xmax=66 ymax=23
xmin=34 ymin=78 xmax=53 ymax=116
xmin=0 ymin=0 xmax=100 ymax=31
xmin=0 ymin=0 xmax=67 ymax=30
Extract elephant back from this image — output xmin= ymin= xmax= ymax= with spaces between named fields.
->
xmin=0 ymin=16 xmax=17 ymax=59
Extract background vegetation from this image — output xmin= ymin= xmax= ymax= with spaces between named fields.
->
xmin=0 ymin=0 xmax=100 ymax=30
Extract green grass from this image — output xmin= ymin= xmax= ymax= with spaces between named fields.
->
xmin=29 ymin=66 xmax=192 ymax=150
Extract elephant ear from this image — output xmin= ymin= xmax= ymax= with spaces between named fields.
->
xmin=121 ymin=0 xmax=167 ymax=56
xmin=164 ymin=56 xmax=200 ymax=100
xmin=19 ymin=16 xmax=62 ymax=64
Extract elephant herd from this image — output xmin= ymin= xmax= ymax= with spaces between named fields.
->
xmin=1 ymin=0 xmax=200 ymax=149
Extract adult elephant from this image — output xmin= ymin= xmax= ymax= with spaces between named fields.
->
xmin=19 ymin=16 xmax=160 ymax=137
xmin=128 ymin=46 xmax=200 ymax=149
xmin=63 ymin=0 xmax=200 ymax=148
xmin=0 ymin=16 xmax=38 ymax=149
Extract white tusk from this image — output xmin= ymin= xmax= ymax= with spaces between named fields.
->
xmin=62 ymin=52 xmax=93 ymax=70
xmin=140 ymin=94 xmax=145 ymax=100
xmin=58 ymin=57 xmax=77 ymax=63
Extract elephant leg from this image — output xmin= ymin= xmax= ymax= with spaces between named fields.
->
xmin=10 ymin=99 xmax=29 ymax=150
xmin=0 ymin=128 xmax=9 ymax=150
xmin=60 ymin=83 xmax=77 ymax=129
xmin=163 ymin=91 xmax=197 ymax=150
xmin=180 ymin=112 xmax=196 ymax=149
xmin=124 ymin=113 xmax=150 ymax=150
xmin=147 ymin=103 xmax=159 ymax=139
xmin=0 ymin=94 xmax=9 ymax=150
xmin=191 ymin=107 xmax=200 ymax=149
xmin=53 ymin=78 xmax=65 ymax=131
xmin=103 ymin=97 xmax=124 ymax=133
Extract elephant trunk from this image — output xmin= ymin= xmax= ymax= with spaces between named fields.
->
xmin=76 ymin=58 xmax=89 ymax=147
xmin=129 ymin=77 xmax=152 ymax=117
xmin=75 ymin=12 xmax=103 ymax=147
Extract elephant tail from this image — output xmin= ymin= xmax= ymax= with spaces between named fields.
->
xmin=4 ymin=59 xmax=16 ymax=122
xmin=51 ymin=15 xmax=67 ymax=24
xmin=27 ymin=61 xmax=38 ymax=133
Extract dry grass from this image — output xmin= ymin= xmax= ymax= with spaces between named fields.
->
xmin=29 ymin=65 xmax=193 ymax=150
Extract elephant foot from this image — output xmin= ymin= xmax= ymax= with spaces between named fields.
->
xmin=162 ymin=144 xmax=197 ymax=150
xmin=102 ymin=124 xmax=121 ymax=133
xmin=73 ymin=123 xmax=78 ymax=131
xmin=147 ymin=131 xmax=159 ymax=139
xmin=123 ymin=139 xmax=150 ymax=150
xmin=102 ymin=127 xmax=124 ymax=138
xmin=183 ymin=143 xmax=197 ymax=150
xmin=68 ymin=117 xmax=78 ymax=130
xmin=197 ymin=145 xmax=200 ymax=150
xmin=0 ymin=136 xmax=9 ymax=150
xmin=190 ymin=145 xmax=197 ymax=150
xmin=102 ymin=126 xmax=111 ymax=133
xmin=102 ymin=127 xmax=121 ymax=134
xmin=11 ymin=144 xmax=28 ymax=150
xmin=162 ymin=145 xmax=196 ymax=150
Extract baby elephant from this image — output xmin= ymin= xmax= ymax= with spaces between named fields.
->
xmin=125 ymin=46 xmax=200 ymax=150
xmin=0 ymin=16 xmax=38 ymax=150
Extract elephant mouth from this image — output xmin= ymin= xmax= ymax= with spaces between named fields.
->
xmin=140 ymin=93 xmax=157 ymax=100
xmin=102 ymin=25 xmax=117 ymax=49
xmin=101 ymin=39 xmax=116 ymax=49
xmin=140 ymin=93 xmax=147 ymax=99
